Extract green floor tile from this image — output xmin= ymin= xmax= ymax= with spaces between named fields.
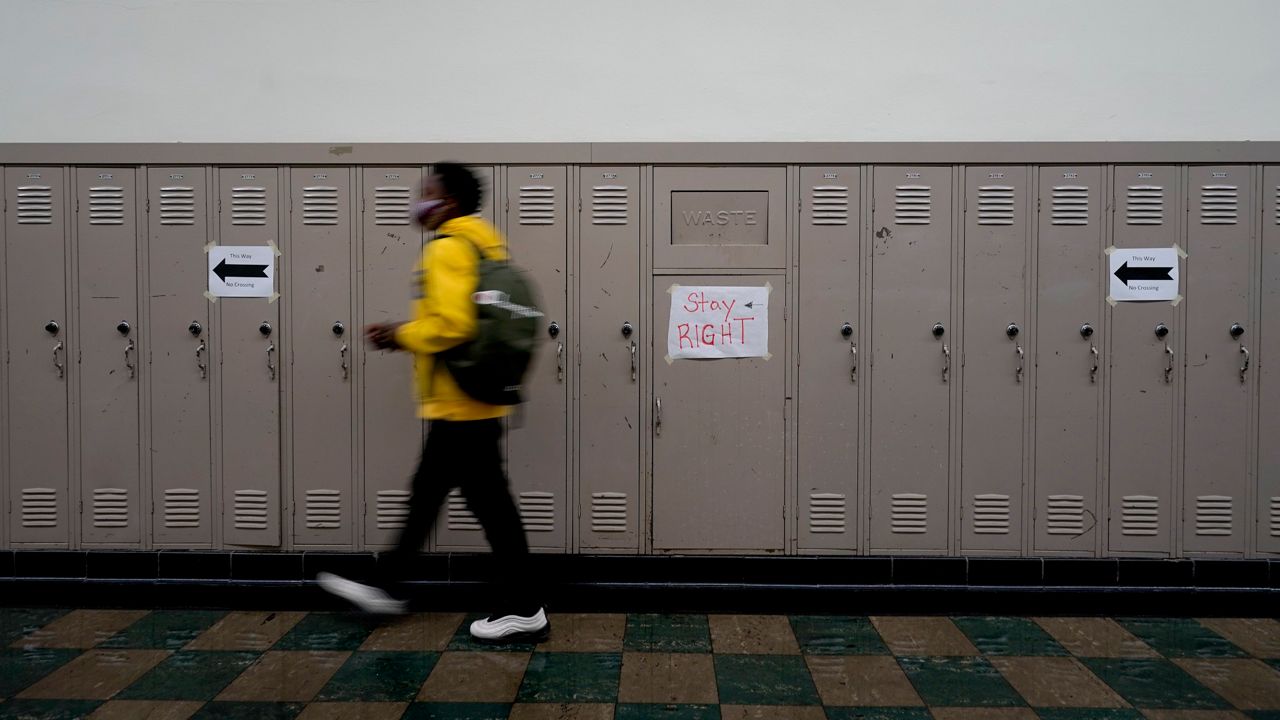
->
xmin=952 ymin=616 xmax=1068 ymax=656
xmin=100 ymin=610 xmax=226 ymax=650
xmin=824 ymin=709 xmax=932 ymax=720
xmin=1081 ymin=658 xmax=1231 ymax=709
xmin=0 ymin=700 xmax=102 ymax=720
xmin=0 ymin=609 xmax=68 ymax=646
xmin=624 ymin=614 xmax=712 ymax=653
xmin=1034 ymin=711 xmax=1145 ymax=719
xmin=517 ymin=652 xmax=621 ymax=703
xmin=448 ymin=614 xmax=540 ymax=652
xmin=117 ymin=650 xmax=261 ymax=701
xmin=616 ymin=704 xmax=721 ymax=720
xmin=789 ymin=616 xmax=889 ymax=655
xmin=896 ymin=656 xmax=1023 ymax=707
xmin=402 ymin=703 xmax=513 ymax=720
xmin=316 ymin=651 xmax=438 ymax=702
xmin=713 ymin=654 xmax=820 ymax=706
xmin=272 ymin=612 xmax=380 ymax=651
xmin=0 ymin=648 xmax=82 ymax=699
xmin=1118 ymin=618 xmax=1247 ymax=658
xmin=190 ymin=701 xmax=305 ymax=719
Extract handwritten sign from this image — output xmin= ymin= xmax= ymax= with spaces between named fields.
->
xmin=667 ymin=285 xmax=769 ymax=361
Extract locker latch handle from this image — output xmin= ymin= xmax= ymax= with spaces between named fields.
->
xmin=124 ymin=338 xmax=136 ymax=379
xmin=1163 ymin=344 xmax=1174 ymax=384
xmin=53 ymin=340 xmax=65 ymax=379
xmin=1090 ymin=345 xmax=1099 ymax=384
xmin=267 ymin=342 xmax=277 ymax=381
xmin=655 ymin=396 xmax=662 ymax=436
xmin=1015 ymin=344 xmax=1024 ymax=383
xmin=556 ymin=342 xmax=565 ymax=383
xmin=629 ymin=341 xmax=637 ymax=383
xmin=340 ymin=343 xmax=349 ymax=381
xmin=196 ymin=339 xmax=207 ymax=380
xmin=850 ymin=342 xmax=858 ymax=383
xmin=942 ymin=343 xmax=950 ymax=384
xmin=1239 ymin=344 xmax=1250 ymax=383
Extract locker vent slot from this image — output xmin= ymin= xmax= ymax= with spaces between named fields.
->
xmin=1121 ymin=495 xmax=1159 ymax=536
xmin=304 ymin=489 xmax=342 ymax=529
xmin=231 ymin=186 xmax=268 ymax=226
xmin=1046 ymin=494 xmax=1086 ymax=535
xmin=1051 ymin=186 xmax=1089 ymax=226
xmin=88 ymin=186 xmax=126 ymax=225
xmin=808 ymin=492 xmax=846 ymax=534
xmin=890 ymin=493 xmax=927 ymax=534
xmin=446 ymin=489 xmax=481 ymax=531
xmin=519 ymin=491 xmax=555 ymax=532
xmin=163 ymin=488 xmax=201 ymax=528
xmin=1275 ymin=186 xmax=1280 ymax=225
xmin=518 ymin=185 xmax=555 ymax=225
xmin=1199 ymin=185 xmax=1238 ymax=225
xmin=159 ymin=186 xmax=196 ymax=226
xmin=1271 ymin=497 xmax=1280 ymax=537
xmin=92 ymin=488 xmax=129 ymax=528
xmin=976 ymin=186 xmax=1015 ymax=226
xmin=20 ymin=487 xmax=58 ymax=528
xmin=1125 ymin=185 xmax=1164 ymax=225
xmin=1194 ymin=495 xmax=1233 ymax=536
xmin=972 ymin=493 xmax=1011 ymax=534
xmin=811 ymin=185 xmax=849 ymax=226
xmin=375 ymin=489 xmax=412 ymax=529
xmin=302 ymin=186 xmax=339 ymax=226
xmin=590 ymin=492 xmax=628 ymax=532
xmin=591 ymin=185 xmax=628 ymax=225
xmin=233 ymin=489 xmax=269 ymax=530
xmin=894 ymin=185 xmax=931 ymax=225
xmin=374 ymin=186 xmax=412 ymax=226
xmin=16 ymin=185 xmax=54 ymax=224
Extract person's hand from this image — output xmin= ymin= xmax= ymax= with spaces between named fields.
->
xmin=364 ymin=322 xmax=404 ymax=351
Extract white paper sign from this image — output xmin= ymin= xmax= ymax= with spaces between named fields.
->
xmin=208 ymin=246 xmax=275 ymax=298
xmin=1108 ymin=247 xmax=1180 ymax=302
xmin=667 ymin=285 xmax=769 ymax=360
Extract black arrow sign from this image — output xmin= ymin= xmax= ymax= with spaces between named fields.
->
xmin=745 ymin=301 xmax=755 ymax=309
xmin=214 ymin=259 xmax=268 ymax=282
xmin=1114 ymin=261 xmax=1173 ymax=287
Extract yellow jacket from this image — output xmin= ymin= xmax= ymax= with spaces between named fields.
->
xmin=393 ymin=215 xmax=510 ymax=420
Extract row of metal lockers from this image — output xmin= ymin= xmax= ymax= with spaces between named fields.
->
xmin=1 ymin=162 xmax=1278 ymax=558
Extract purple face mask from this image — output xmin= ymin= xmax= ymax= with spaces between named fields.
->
xmin=411 ymin=199 xmax=444 ymax=224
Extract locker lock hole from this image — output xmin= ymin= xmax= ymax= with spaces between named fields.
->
xmin=44 ymin=321 xmax=60 ymax=336
xmin=840 ymin=322 xmax=853 ymax=338
xmin=1154 ymin=323 xmax=1169 ymax=339
xmin=621 ymin=321 xmax=633 ymax=339
xmin=1006 ymin=323 xmax=1020 ymax=339
xmin=932 ymin=323 xmax=946 ymax=338
xmin=116 ymin=321 xmax=131 ymax=336
xmin=332 ymin=321 xmax=345 ymax=337
xmin=548 ymin=321 xmax=560 ymax=339
xmin=259 ymin=321 xmax=273 ymax=337
xmin=1080 ymin=323 xmax=1094 ymax=339
xmin=1229 ymin=323 xmax=1245 ymax=339
xmin=188 ymin=321 xmax=203 ymax=337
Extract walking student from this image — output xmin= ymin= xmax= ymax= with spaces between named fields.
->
xmin=319 ymin=162 xmax=549 ymax=643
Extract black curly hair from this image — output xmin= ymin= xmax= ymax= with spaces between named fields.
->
xmin=433 ymin=162 xmax=482 ymax=216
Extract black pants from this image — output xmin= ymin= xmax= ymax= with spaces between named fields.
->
xmin=379 ymin=418 xmax=538 ymax=614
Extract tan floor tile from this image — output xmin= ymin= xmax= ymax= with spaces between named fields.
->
xmin=1174 ymin=658 xmax=1280 ymax=710
xmin=296 ymin=702 xmax=410 ymax=720
xmin=1035 ymin=617 xmax=1159 ymax=658
xmin=1139 ymin=711 xmax=1251 ymax=720
xmin=805 ymin=655 xmax=923 ymax=706
xmin=215 ymin=650 xmax=349 ymax=702
xmin=931 ymin=710 xmax=1040 ymax=720
xmin=618 ymin=652 xmax=718 ymax=704
xmin=18 ymin=649 xmax=170 ymax=700
xmin=419 ymin=651 xmax=530 ymax=702
xmin=537 ymin=613 xmax=626 ymax=652
xmin=990 ymin=656 xmax=1128 ymax=708
xmin=709 ymin=615 xmax=800 ymax=654
xmin=1197 ymin=618 xmax=1280 ymax=659
xmin=359 ymin=613 xmax=464 ymax=651
xmin=11 ymin=609 xmax=150 ymax=649
xmin=508 ymin=703 xmax=614 ymax=720
xmin=870 ymin=616 xmax=978 ymax=656
xmin=88 ymin=700 xmax=203 ymax=720
xmin=185 ymin=611 xmax=306 ymax=651
xmin=719 ymin=705 xmax=826 ymax=720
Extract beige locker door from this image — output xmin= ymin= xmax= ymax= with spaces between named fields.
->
xmin=1183 ymin=166 xmax=1253 ymax=555
xmin=147 ymin=168 xmax=212 ymax=546
xmin=5 ymin=167 xmax=70 ymax=545
xmin=961 ymin=166 xmax=1029 ymax=553
xmin=1108 ymin=165 xmax=1181 ymax=555
xmin=797 ymin=167 xmax=859 ymax=551
xmin=361 ymin=167 xmax=423 ymax=548
xmin=218 ymin=168 xmax=282 ymax=547
xmin=578 ymin=167 xmax=641 ymax=551
xmin=654 ymin=167 xmax=788 ymax=269
xmin=290 ymin=168 xmax=354 ymax=547
xmin=869 ymin=167 xmax=953 ymax=553
xmin=77 ymin=168 xmax=141 ymax=545
xmin=652 ymin=276 xmax=786 ymax=551
xmin=1034 ymin=167 xmax=1104 ymax=554
xmin=1261 ymin=166 xmax=1280 ymax=554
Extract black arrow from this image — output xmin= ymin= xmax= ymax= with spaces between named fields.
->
xmin=1114 ymin=261 xmax=1172 ymax=287
xmin=214 ymin=259 xmax=268 ymax=282
xmin=745 ymin=301 xmax=754 ymax=309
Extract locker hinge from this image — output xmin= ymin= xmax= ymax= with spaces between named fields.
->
xmin=145 ymin=198 xmax=150 ymax=213
xmin=504 ymin=198 xmax=509 ymax=213
xmin=361 ymin=197 xmax=365 ymax=213
xmin=1036 ymin=197 xmax=1041 ymax=212
xmin=577 ymin=198 xmax=582 ymax=212
xmin=76 ymin=198 xmax=79 ymax=213
xmin=218 ymin=198 xmax=222 ymax=213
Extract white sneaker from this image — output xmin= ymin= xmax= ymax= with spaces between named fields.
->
xmin=469 ymin=607 xmax=550 ymax=642
xmin=316 ymin=572 xmax=408 ymax=615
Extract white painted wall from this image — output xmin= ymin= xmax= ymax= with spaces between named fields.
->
xmin=2 ymin=0 xmax=1277 ymax=143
